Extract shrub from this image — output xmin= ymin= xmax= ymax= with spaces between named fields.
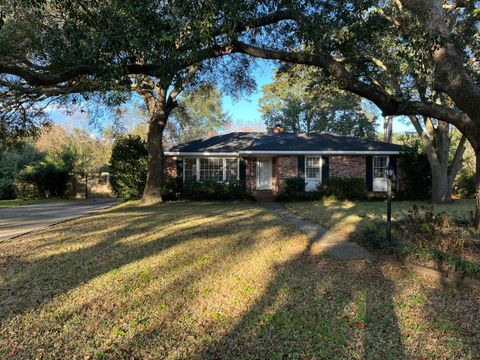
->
xmin=352 ymin=217 xmax=391 ymax=250
xmin=162 ymin=176 xmax=180 ymax=201
xmin=318 ymin=177 xmax=367 ymax=200
xmin=455 ymin=172 xmax=476 ymax=198
xmin=283 ymin=177 xmax=306 ymax=193
xmin=15 ymin=163 xmax=70 ymax=199
xmin=399 ymin=205 xmax=469 ymax=255
xmin=0 ymin=142 xmax=42 ymax=199
xmin=397 ymin=145 xmax=431 ymax=200
xmin=109 ymin=136 xmax=148 ymax=199
xmin=182 ymin=179 xmax=251 ymax=201
xmin=276 ymin=177 xmax=325 ymax=201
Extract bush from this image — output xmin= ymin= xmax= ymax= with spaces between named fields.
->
xmin=162 ymin=176 xmax=180 ymax=201
xmin=109 ymin=136 xmax=148 ymax=199
xmin=0 ymin=142 xmax=42 ymax=199
xmin=399 ymin=205 xmax=469 ymax=255
xmin=182 ymin=179 xmax=252 ymax=201
xmin=353 ymin=217 xmax=391 ymax=250
xmin=276 ymin=177 xmax=324 ymax=201
xmin=455 ymin=172 xmax=476 ymax=198
xmin=318 ymin=177 xmax=367 ymax=200
xmin=397 ymin=145 xmax=431 ymax=200
xmin=15 ymin=163 xmax=70 ymax=199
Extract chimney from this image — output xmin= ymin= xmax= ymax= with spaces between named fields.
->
xmin=272 ymin=124 xmax=285 ymax=133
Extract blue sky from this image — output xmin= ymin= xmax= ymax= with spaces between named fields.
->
xmin=220 ymin=60 xmax=413 ymax=134
xmin=48 ymin=59 xmax=414 ymax=135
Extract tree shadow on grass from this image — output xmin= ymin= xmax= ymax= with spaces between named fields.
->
xmin=283 ymin=200 xmax=480 ymax=359
xmin=0 ymin=202 xmax=268 ymax=323
xmin=189 ymin=232 xmax=407 ymax=359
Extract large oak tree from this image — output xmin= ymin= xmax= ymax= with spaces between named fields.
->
xmin=1 ymin=0 xmax=480 ymax=227
xmin=0 ymin=0 xmax=290 ymax=203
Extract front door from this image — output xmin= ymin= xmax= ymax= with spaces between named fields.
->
xmin=256 ymin=158 xmax=272 ymax=190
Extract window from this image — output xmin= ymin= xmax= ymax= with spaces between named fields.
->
xmin=184 ymin=158 xmax=239 ymax=182
xmin=199 ymin=158 xmax=223 ymax=181
xmin=373 ymin=156 xmax=388 ymax=178
xmin=306 ymin=156 xmax=321 ymax=179
xmin=226 ymin=159 xmax=238 ymax=181
xmin=184 ymin=158 xmax=196 ymax=180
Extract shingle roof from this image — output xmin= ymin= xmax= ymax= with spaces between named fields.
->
xmin=165 ymin=132 xmax=404 ymax=154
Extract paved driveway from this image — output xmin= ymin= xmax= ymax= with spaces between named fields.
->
xmin=0 ymin=199 xmax=119 ymax=241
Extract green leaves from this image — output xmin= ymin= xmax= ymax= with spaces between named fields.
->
xmin=259 ymin=64 xmax=377 ymax=138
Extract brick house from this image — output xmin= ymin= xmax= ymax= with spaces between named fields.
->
xmin=164 ymin=130 xmax=404 ymax=200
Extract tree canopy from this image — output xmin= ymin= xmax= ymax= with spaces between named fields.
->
xmin=1 ymin=0 xmax=480 ymax=225
xmin=259 ymin=65 xmax=377 ymax=138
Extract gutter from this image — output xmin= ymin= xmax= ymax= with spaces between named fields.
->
xmin=164 ymin=150 xmax=402 ymax=156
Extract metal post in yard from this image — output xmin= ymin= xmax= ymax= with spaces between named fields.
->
xmin=386 ymin=176 xmax=392 ymax=242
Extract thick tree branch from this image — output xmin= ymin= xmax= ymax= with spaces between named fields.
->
xmin=231 ymin=40 xmax=474 ymax=134
xmin=448 ymin=135 xmax=467 ymax=186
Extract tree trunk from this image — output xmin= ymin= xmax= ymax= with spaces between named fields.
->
xmin=430 ymin=163 xmax=452 ymax=204
xmin=141 ymin=109 xmax=167 ymax=205
xmin=475 ymin=150 xmax=480 ymax=230
xmin=384 ymin=116 xmax=392 ymax=143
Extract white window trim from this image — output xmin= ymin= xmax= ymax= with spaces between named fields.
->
xmin=305 ymin=156 xmax=323 ymax=181
xmin=373 ymin=155 xmax=390 ymax=179
xmin=182 ymin=157 xmax=240 ymax=182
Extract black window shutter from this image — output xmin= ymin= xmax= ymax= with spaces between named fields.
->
xmin=366 ymin=156 xmax=373 ymax=191
xmin=322 ymin=156 xmax=329 ymax=180
xmin=390 ymin=156 xmax=397 ymax=190
xmin=297 ymin=156 xmax=305 ymax=178
xmin=239 ymin=158 xmax=246 ymax=183
xmin=175 ymin=158 xmax=183 ymax=181
xmin=390 ymin=156 xmax=397 ymax=174
xmin=175 ymin=158 xmax=183 ymax=190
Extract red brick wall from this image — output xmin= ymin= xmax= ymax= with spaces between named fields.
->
xmin=246 ymin=158 xmax=256 ymax=192
xmin=272 ymin=156 xmax=298 ymax=193
xmin=164 ymin=156 xmax=178 ymax=178
xmin=329 ymin=155 xmax=366 ymax=178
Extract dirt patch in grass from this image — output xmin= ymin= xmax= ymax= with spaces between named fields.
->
xmin=1 ymin=201 xmax=479 ymax=359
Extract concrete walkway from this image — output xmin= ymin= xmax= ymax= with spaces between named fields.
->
xmin=0 ymin=198 xmax=119 ymax=242
xmin=263 ymin=202 xmax=373 ymax=260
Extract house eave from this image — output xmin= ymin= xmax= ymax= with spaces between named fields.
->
xmin=239 ymin=150 xmax=402 ymax=155
xmin=164 ymin=150 xmax=402 ymax=156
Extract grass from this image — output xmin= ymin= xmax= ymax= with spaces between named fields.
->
xmin=285 ymin=198 xmax=480 ymax=277
xmin=285 ymin=198 xmax=475 ymax=237
xmin=0 ymin=198 xmax=61 ymax=208
xmin=0 ymin=201 xmax=479 ymax=359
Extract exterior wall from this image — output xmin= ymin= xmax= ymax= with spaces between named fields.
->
xmin=272 ymin=156 xmax=298 ymax=194
xmin=164 ymin=154 xmax=404 ymax=196
xmin=329 ymin=155 xmax=366 ymax=178
xmin=246 ymin=158 xmax=256 ymax=192
xmin=164 ymin=156 xmax=178 ymax=178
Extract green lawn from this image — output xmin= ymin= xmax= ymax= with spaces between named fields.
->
xmin=285 ymin=198 xmax=475 ymax=237
xmin=0 ymin=201 xmax=479 ymax=359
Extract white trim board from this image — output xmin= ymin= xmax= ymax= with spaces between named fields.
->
xmin=165 ymin=150 xmax=401 ymax=156
xmin=239 ymin=150 xmax=401 ymax=155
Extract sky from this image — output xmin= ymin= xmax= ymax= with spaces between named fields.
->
xmin=220 ymin=60 xmax=414 ymax=134
xmin=48 ymin=59 xmax=414 ymax=136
